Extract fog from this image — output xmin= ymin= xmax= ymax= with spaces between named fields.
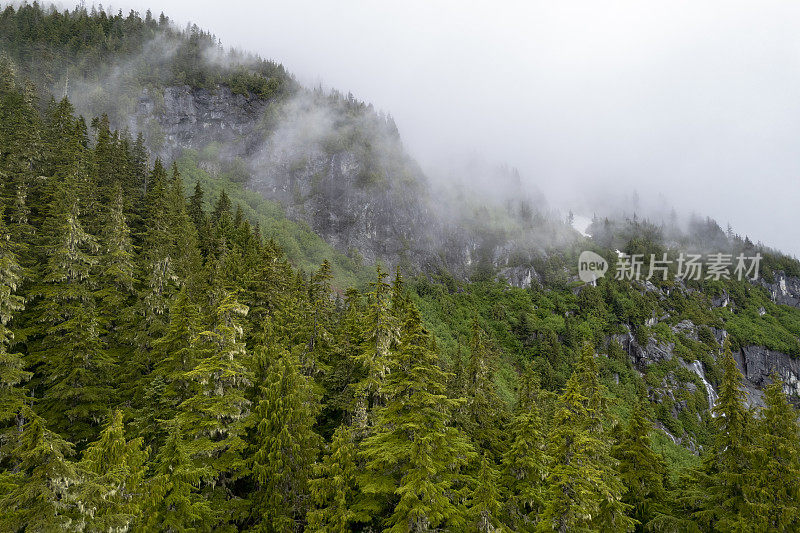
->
xmin=104 ymin=1 xmax=800 ymax=256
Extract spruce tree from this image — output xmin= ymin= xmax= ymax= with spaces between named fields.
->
xmin=0 ymin=415 xmax=77 ymax=532
xmin=692 ymin=340 xmax=755 ymax=531
xmin=390 ymin=266 xmax=408 ymax=317
xmin=90 ymin=114 xmax=116 ymax=204
xmin=167 ymin=162 xmax=202 ymax=283
xmin=325 ymin=286 xmax=364 ymax=419
xmin=307 ymin=424 xmax=359 ymax=533
xmin=0 ymin=204 xmax=30 ymax=458
xmin=470 ymin=453 xmax=505 ymax=533
xmin=463 ymin=320 xmax=507 ymax=460
xmin=503 ymin=366 xmax=549 ymax=531
xmin=41 ymin=98 xmax=86 ymax=183
xmin=134 ymin=158 xmax=176 ymax=361
xmin=747 ymin=378 xmax=800 ymax=531
xmin=147 ymin=286 xmax=202 ymax=426
xmin=130 ymin=133 xmax=148 ymax=196
xmin=242 ymin=241 xmax=294 ymax=348
xmin=177 ymin=291 xmax=251 ymax=498
xmin=353 ymin=265 xmax=399 ymax=427
xmin=612 ymin=392 xmax=670 ymax=531
xmin=8 ymin=181 xmax=35 ymax=256
xmin=96 ymin=184 xmax=137 ymax=343
xmin=308 ymin=260 xmax=334 ymax=360
xmin=145 ymin=424 xmax=213 ymax=533
xmin=27 ymin=177 xmax=113 ymax=441
xmin=77 ymin=410 xmax=149 ymax=532
xmin=356 ymin=304 xmax=474 ymax=531
xmin=248 ymin=344 xmax=320 ymax=532
xmin=211 ymin=190 xmax=232 ymax=225
xmin=188 ymin=181 xmax=211 ymax=256
xmin=0 ymin=66 xmax=43 ymax=183
xmin=538 ymin=343 xmax=633 ymax=532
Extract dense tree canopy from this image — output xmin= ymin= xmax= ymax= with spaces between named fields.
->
xmin=1 ymin=4 xmax=800 ymax=532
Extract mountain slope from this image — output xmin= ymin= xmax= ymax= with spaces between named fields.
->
xmin=2 ymin=4 xmax=800 ymax=531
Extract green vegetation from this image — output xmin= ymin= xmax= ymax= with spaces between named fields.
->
xmin=176 ymin=149 xmax=372 ymax=289
xmin=2 ymin=4 xmax=800 ymax=532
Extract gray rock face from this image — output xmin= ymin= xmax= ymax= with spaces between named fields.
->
xmin=134 ymin=85 xmax=269 ymax=158
xmin=758 ymin=271 xmax=800 ymax=308
xmin=737 ymin=345 xmax=800 ymax=401
xmin=711 ymin=290 xmax=729 ymax=308
xmin=248 ymin=142 xmax=441 ymax=269
xmin=129 ymin=84 xmax=550 ymax=277
xmin=497 ymin=266 xmax=540 ymax=289
xmin=131 ymin=85 xmax=445 ymax=270
xmin=613 ymin=322 xmax=692 ymax=369
xmin=616 ymin=319 xmax=799 ymax=409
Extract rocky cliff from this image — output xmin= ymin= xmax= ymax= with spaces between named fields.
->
xmin=129 ymin=84 xmax=560 ymax=279
xmin=130 ymin=85 xmax=800 ymax=426
xmin=760 ymin=271 xmax=800 ymax=308
xmin=613 ymin=272 xmax=800 ymax=412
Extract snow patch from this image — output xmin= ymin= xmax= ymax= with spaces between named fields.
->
xmin=571 ymin=214 xmax=593 ymax=238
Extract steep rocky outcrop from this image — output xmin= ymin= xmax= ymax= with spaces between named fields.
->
xmin=497 ymin=265 xmax=541 ymax=289
xmin=134 ymin=85 xmax=269 ymax=157
xmin=614 ymin=316 xmax=800 ymax=411
xmin=129 ymin=84 xmax=555 ymax=280
xmin=132 ymin=85 xmax=442 ymax=269
xmin=759 ymin=271 xmax=800 ymax=308
xmin=736 ymin=345 xmax=800 ymax=401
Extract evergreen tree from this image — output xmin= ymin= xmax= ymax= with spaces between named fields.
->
xmin=0 ymin=415 xmax=77 ymax=532
xmin=390 ymin=266 xmax=408 ymax=317
xmin=147 ymin=286 xmax=202 ymax=427
xmin=167 ymin=162 xmax=202 ymax=283
xmin=308 ymin=260 xmax=334 ymax=359
xmin=188 ymin=181 xmax=211 ymax=256
xmin=77 ymin=410 xmax=149 ymax=532
xmin=145 ymin=424 xmax=213 ymax=533
xmin=307 ymin=424 xmax=359 ymax=533
xmin=134 ymin=158 xmax=175 ymax=360
xmin=356 ymin=304 xmax=474 ymax=532
xmin=41 ymin=98 xmax=86 ymax=183
xmin=746 ymin=378 xmax=800 ymax=531
xmin=470 ymin=453 xmax=505 ymax=533
xmin=96 ymin=183 xmax=137 ymax=343
xmin=0 ymin=66 xmax=43 ymax=183
xmin=503 ymin=366 xmax=549 ymax=531
xmin=463 ymin=320 xmax=507 ymax=460
xmin=131 ymin=133 xmax=148 ymax=196
xmin=242 ymin=241 xmax=293 ymax=348
xmin=248 ymin=344 xmax=320 ymax=532
xmin=8 ymin=180 xmax=35 ymax=255
xmin=691 ymin=340 xmax=755 ymax=531
xmin=0 ymin=204 xmax=30 ymax=454
xmin=323 ymin=286 xmax=364 ymax=423
xmin=177 ymin=291 xmax=251 ymax=502
xmin=538 ymin=343 xmax=633 ymax=533
xmin=211 ymin=189 xmax=232 ymax=225
xmin=27 ymin=177 xmax=113 ymax=441
xmin=353 ymin=265 xmax=399 ymax=427
xmin=128 ymin=132 xmax=149 ymax=224
xmin=90 ymin=114 xmax=116 ymax=203
xmin=612 ymin=392 xmax=670 ymax=531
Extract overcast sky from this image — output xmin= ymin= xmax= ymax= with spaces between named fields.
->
xmin=106 ymin=1 xmax=800 ymax=255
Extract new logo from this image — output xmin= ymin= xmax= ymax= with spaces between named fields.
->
xmin=578 ymin=251 xmax=608 ymax=283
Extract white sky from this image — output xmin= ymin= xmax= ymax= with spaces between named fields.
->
xmin=105 ymin=1 xmax=800 ymax=255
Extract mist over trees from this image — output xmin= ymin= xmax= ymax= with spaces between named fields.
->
xmin=1 ymin=3 xmax=800 ymax=532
